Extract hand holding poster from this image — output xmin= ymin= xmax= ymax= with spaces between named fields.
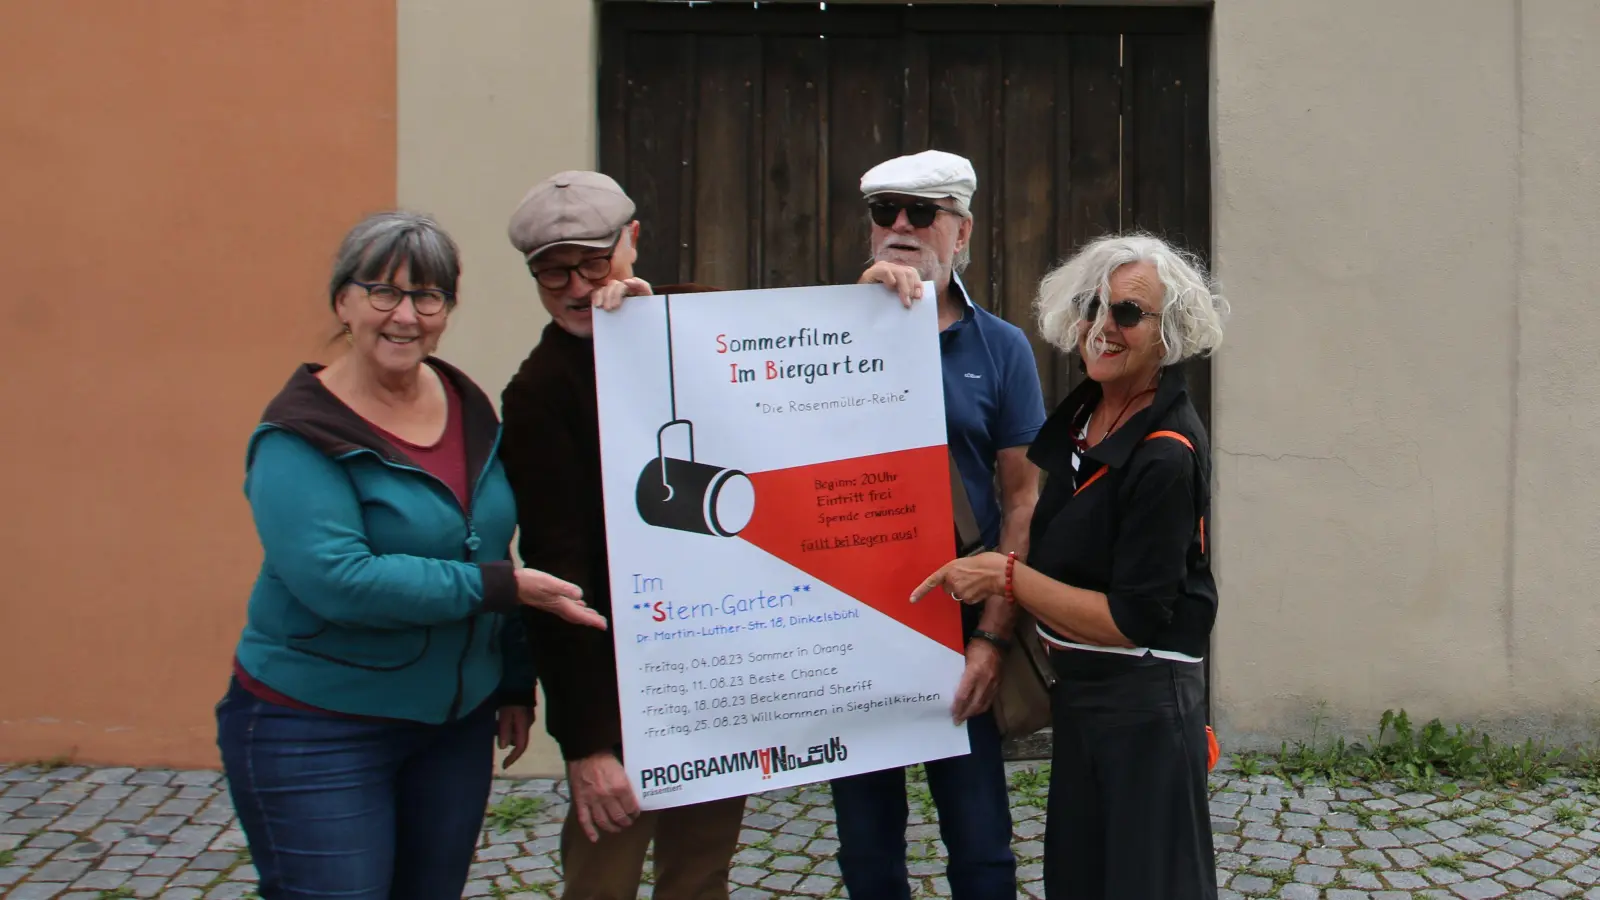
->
xmin=592 ymin=282 xmax=969 ymax=809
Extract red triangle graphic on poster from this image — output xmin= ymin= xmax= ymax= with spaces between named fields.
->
xmin=736 ymin=445 xmax=964 ymax=653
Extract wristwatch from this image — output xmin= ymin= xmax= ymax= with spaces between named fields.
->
xmin=970 ymin=629 xmax=1013 ymax=653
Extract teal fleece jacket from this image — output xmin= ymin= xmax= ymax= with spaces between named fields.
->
xmin=232 ymin=359 xmax=534 ymax=722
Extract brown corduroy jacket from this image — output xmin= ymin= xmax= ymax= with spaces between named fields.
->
xmin=498 ymin=283 xmax=720 ymax=761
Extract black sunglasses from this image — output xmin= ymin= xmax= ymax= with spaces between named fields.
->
xmin=868 ymin=200 xmax=961 ymax=229
xmin=1085 ymin=297 xmax=1161 ymax=329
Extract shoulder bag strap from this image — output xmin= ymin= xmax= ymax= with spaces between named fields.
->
xmin=1142 ymin=430 xmax=1205 ymax=556
xmin=949 ymin=452 xmax=986 ymax=557
xmin=1140 ymin=429 xmax=1219 ymax=769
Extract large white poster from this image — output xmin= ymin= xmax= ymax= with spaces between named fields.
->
xmin=592 ymin=282 xmax=971 ymax=809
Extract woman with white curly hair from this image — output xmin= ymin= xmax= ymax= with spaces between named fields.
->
xmin=912 ymin=233 xmax=1228 ymax=898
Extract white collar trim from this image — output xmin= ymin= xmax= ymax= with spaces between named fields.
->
xmin=951 ymin=271 xmax=976 ymax=310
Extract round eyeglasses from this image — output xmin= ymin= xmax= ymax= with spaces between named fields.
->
xmin=349 ymin=281 xmax=454 ymax=316
xmin=531 ymin=256 xmax=614 ymax=291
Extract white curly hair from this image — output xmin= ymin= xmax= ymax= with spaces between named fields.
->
xmin=1034 ymin=232 xmax=1229 ymax=366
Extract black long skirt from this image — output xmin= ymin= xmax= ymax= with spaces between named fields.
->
xmin=1043 ymin=650 xmax=1218 ymax=900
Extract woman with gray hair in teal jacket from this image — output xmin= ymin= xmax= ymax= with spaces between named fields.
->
xmin=216 ymin=211 xmax=606 ymax=900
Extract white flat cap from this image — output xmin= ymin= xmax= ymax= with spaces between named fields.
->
xmin=860 ymin=150 xmax=977 ymax=215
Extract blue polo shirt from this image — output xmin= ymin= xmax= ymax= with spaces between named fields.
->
xmin=942 ymin=273 xmax=1047 ymax=548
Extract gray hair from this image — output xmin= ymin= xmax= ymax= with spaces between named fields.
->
xmin=328 ymin=211 xmax=461 ymax=309
xmin=1034 ymin=232 xmax=1228 ymax=366
xmin=952 ymin=204 xmax=973 ymax=274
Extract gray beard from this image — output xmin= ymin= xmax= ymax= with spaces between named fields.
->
xmin=865 ymin=252 xmax=948 ymax=285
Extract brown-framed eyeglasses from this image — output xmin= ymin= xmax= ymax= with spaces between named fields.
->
xmin=531 ymin=255 xmax=614 ymax=291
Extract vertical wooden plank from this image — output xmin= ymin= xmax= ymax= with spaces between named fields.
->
xmin=749 ymin=38 xmax=767 ymax=290
xmin=623 ymin=31 xmax=687 ymax=285
xmin=691 ymin=35 xmax=758 ymax=290
xmin=826 ymin=36 xmax=903 ymax=284
xmin=926 ymin=34 xmax=998 ymax=309
xmin=760 ymin=37 xmax=824 ymax=288
xmin=1056 ymin=33 xmax=1123 ymax=403
xmin=597 ymin=12 xmax=628 ymax=183
xmin=901 ymin=31 xmax=930 ymax=153
xmin=1122 ymin=34 xmax=1190 ymax=247
xmin=1001 ymin=34 xmax=1060 ymax=399
xmin=987 ymin=39 xmax=1007 ymax=322
xmin=1177 ymin=34 xmax=1214 ymax=437
xmin=1047 ymin=38 xmax=1076 ymax=412
xmin=1179 ymin=35 xmax=1212 ymax=271
xmin=676 ymin=37 xmax=699 ymax=284
xmin=1125 ymin=33 xmax=1213 ymax=435
xmin=815 ymin=38 xmax=831 ymax=285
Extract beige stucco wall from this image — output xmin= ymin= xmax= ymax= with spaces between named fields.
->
xmin=1509 ymin=0 xmax=1600 ymax=729
xmin=396 ymin=0 xmax=600 ymax=777
xmin=397 ymin=0 xmax=590 ymax=398
xmin=394 ymin=0 xmax=1600 ymax=764
xmin=1210 ymin=0 xmax=1519 ymax=738
xmin=1213 ymin=0 xmax=1600 ymax=746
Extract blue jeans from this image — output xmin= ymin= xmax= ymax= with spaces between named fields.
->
xmin=215 ymin=677 xmax=497 ymax=899
xmin=830 ymin=711 xmax=1016 ymax=900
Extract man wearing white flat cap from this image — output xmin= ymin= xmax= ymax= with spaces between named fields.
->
xmin=830 ymin=150 xmax=1044 ymax=899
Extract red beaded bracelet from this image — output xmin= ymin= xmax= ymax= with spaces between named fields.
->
xmin=1004 ymin=551 xmax=1017 ymax=604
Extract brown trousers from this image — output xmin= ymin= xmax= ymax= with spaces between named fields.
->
xmin=558 ymin=795 xmax=747 ymax=900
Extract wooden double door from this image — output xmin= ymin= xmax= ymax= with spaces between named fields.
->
xmin=599 ymin=2 xmax=1212 ymax=419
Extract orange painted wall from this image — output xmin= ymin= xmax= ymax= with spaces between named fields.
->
xmin=0 ymin=2 xmax=395 ymax=767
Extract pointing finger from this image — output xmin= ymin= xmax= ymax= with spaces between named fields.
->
xmin=908 ymin=567 xmax=946 ymax=604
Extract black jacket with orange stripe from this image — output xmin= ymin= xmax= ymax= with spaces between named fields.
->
xmin=1025 ymin=364 xmax=1217 ymax=659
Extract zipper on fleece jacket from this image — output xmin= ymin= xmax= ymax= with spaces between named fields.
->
xmin=336 ymin=427 xmax=504 ymax=722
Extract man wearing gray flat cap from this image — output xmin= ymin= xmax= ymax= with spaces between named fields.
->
xmin=831 ymin=150 xmax=1045 ymax=900
xmin=498 ymin=170 xmax=745 ymax=900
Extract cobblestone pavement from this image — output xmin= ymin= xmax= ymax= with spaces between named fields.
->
xmin=6 ymin=760 xmax=1600 ymax=899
